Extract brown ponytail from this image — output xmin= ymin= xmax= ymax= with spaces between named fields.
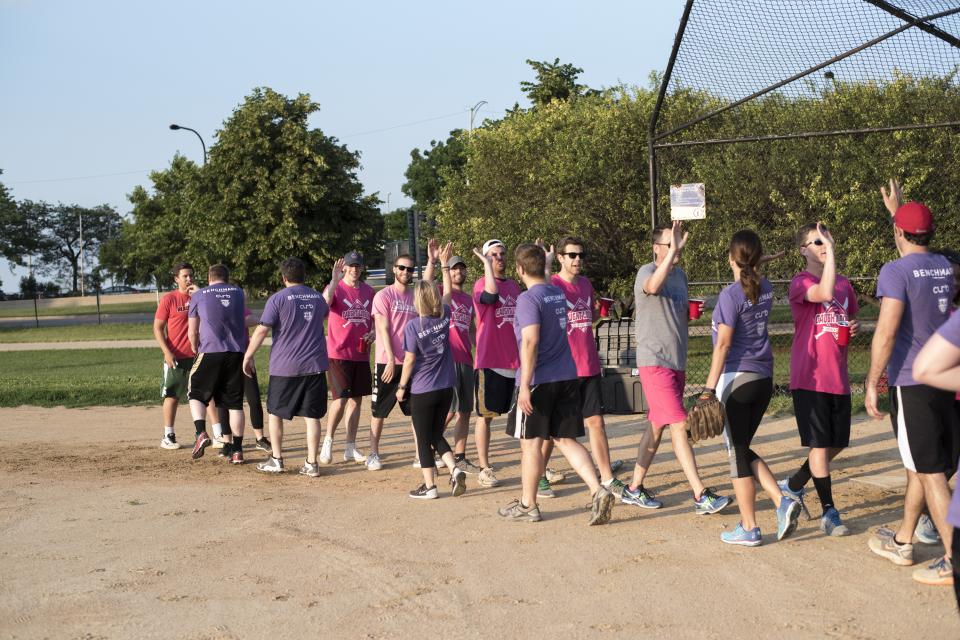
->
xmin=729 ymin=230 xmax=763 ymax=305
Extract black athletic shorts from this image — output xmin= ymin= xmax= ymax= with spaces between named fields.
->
xmin=371 ymin=363 xmax=411 ymax=419
xmin=188 ymin=352 xmax=244 ymax=410
xmin=890 ymin=384 xmax=960 ymax=475
xmin=327 ymin=359 xmax=373 ymax=399
xmin=450 ymin=363 xmax=475 ymax=415
xmin=791 ymin=389 xmax=851 ymax=448
xmin=267 ymin=373 xmax=328 ymax=420
xmin=475 ymin=368 xmax=515 ymax=417
xmin=506 ymin=379 xmax=584 ymax=440
xmin=579 ymin=374 xmax=604 ymax=419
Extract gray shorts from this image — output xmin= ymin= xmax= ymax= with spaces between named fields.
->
xmin=450 ymin=362 xmax=475 ymax=415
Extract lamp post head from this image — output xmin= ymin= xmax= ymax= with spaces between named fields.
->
xmin=169 ymin=124 xmax=181 ymax=130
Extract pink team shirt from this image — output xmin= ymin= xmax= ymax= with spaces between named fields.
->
xmin=447 ymin=288 xmax=475 ymax=365
xmin=325 ymin=280 xmax=375 ymax=362
xmin=789 ymin=272 xmax=859 ymax=395
xmin=472 ymin=277 xmax=521 ymax=370
xmin=551 ymin=274 xmax=601 ymax=377
xmin=372 ymin=285 xmax=417 ymax=365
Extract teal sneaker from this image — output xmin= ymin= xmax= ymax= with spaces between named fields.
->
xmin=693 ymin=487 xmax=730 ymax=515
xmin=720 ymin=523 xmax=762 ymax=547
xmin=537 ymin=477 xmax=555 ymax=499
xmin=776 ymin=496 xmax=801 ymax=541
xmin=621 ymin=485 xmax=662 ymax=509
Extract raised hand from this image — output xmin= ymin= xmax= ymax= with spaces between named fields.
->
xmin=535 ymin=238 xmax=555 ymax=268
xmin=670 ymin=220 xmax=689 ymax=252
xmin=427 ymin=238 xmax=440 ymax=262
xmin=880 ymin=178 xmax=902 ymax=217
xmin=439 ymin=241 xmax=453 ymax=265
xmin=473 ymin=247 xmax=492 ymax=266
xmin=815 ymin=221 xmax=835 ymax=250
xmin=758 ymin=250 xmax=786 ymax=266
xmin=331 ymin=258 xmax=346 ymax=285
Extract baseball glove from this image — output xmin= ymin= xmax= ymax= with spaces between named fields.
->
xmin=685 ymin=389 xmax=726 ymax=443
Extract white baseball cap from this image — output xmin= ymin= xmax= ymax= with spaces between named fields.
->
xmin=482 ymin=239 xmax=505 ymax=255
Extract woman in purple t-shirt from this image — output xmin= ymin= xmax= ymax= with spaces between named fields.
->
xmin=396 ymin=280 xmax=467 ymax=500
xmin=703 ymin=230 xmax=801 ymax=547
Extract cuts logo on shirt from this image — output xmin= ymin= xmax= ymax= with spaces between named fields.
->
xmin=495 ymin=294 xmax=516 ymax=328
xmin=565 ymin=296 xmax=592 ymax=334
xmin=341 ymin=298 xmax=371 ymax=328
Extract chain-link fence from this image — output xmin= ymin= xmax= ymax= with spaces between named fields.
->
xmin=596 ymin=278 xmax=880 ymax=400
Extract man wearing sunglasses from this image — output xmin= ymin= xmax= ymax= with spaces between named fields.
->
xmin=627 ymin=221 xmax=731 ymax=514
xmin=471 ymin=239 xmax=522 ymax=488
xmin=537 ymin=236 xmax=625 ymax=499
xmin=780 ymin=222 xmax=859 ymax=537
xmin=365 ymin=254 xmax=419 ymax=471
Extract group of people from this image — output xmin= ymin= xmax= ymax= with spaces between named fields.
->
xmin=152 ymin=180 xmax=960 ymax=602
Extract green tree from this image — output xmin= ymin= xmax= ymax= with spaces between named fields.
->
xmin=519 ymin=58 xmax=598 ymax=107
xmin=383 ymin=206 xmax=414 ymax=242
xmin=0 ymin=169 xmax=41 ymax=266
xmin=402 ymin=132 xmax=466 ymax=218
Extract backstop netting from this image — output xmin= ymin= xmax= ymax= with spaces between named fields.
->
xmin=645 ymin=0 xmax=960 ymax=398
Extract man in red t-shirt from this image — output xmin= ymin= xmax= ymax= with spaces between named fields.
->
xmin=153 ymin=262 xmax=219 ymax=449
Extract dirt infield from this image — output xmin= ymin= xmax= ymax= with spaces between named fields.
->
xmin=1 ymin=405 xmax=957 ymax=639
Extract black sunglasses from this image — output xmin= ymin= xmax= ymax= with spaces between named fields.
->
xmin=803 ymin=239 xmax=825 ymax=247
xmin=395 ymin=264 xmax=414 ymax=272
xmin=563 ymin=252 xmax=585 ymax=259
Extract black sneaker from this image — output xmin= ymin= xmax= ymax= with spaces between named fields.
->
xmin=255 ymin=438 xmax=272 ymax=453
xmin=409 ymin=484 xmax=439 ymax=500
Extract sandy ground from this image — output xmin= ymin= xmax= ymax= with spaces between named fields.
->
xmin=1 ymin=405 xmax=958 ymax=639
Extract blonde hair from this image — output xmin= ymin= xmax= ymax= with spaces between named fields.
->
xmin=414 ymin=280 xmax=442 ymax=318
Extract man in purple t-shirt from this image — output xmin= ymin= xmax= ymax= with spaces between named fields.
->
xmin=187 ymin=264 xmax=247 ymax=462
xmin=914 ymin=310 xmax=960 ymax=603
xmin=243 ymin=258 xmax=331 ymax=477
xmin=497 ymin=244 xmax=614 ymax=525
xmin=866 ymin=180 xmax=958 ymax=588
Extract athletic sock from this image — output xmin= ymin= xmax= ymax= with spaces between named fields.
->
xmin=812 ymin=475 xmax=834 ymax=512
xmin=164 ymin=426 xmax=174 ymax=436
xmin=212 ymin=422 xmax=223 ymax=438
xmin=601 ymin=478 xmax=613 ymax=488
xmin=788 ymin=461 xmax=812 ymax=493
xmin=233 ymin=436 xmax=242 ymax=453
xmin=194 ymin=419 xmax=206 ymax=436
xmin=454 ymin=453 xmax=465 ymax=463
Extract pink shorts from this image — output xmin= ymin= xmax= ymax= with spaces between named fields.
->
xmin=638 ymin=367 xmax=687 ymax=426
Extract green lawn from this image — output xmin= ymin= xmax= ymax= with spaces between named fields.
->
xmin=0 ymin=348 xmax=272 ymax=407
xmin=0 ymin=323 xmax=155 ymax=343
xmin=0 ymin=298 xmax=269 ymax=319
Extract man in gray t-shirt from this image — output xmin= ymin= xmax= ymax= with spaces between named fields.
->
xmin=621 ymin=222 xmax=731 ymax=515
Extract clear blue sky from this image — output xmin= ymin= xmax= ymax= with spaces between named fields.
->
xmin=0 ymin=0 xmax=686 ymax=286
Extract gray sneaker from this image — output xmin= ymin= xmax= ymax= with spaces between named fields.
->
xmin=450 ymin=468 xmax=467 ymax=497
xmin=868 ymin=527 xmax=914 ymax=566
xmin=257 ymin=456 xmax=285 ymax=474
xmin=455 ymin=458 xmax=484 ymax=475
xmin=298 ymin=461 xmax=320 ymax=477
xmin=589 ymin=487 xmax=615 ymax=525
xmin=609 ymin=459 xmax=624 ymax=474
xmin=498 ymin=499 xmax=542 ymax=522
xmin=915 ymin=514 xmax=941 ymax=544
xmin=545 ymin=467 xmax=566 ymax=484
xmin=604 ymin=477 xmax=627 ymax=498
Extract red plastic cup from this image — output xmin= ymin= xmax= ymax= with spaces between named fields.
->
xmin=836 ymin=324 xmax=850 ymax=346
xmin=358 ymin=337 xmax=368 ymax=354
xmin=688 ymin=299 xmax=704 ymax=320
xmin=598 ymin=297 xmax=614 ymax=318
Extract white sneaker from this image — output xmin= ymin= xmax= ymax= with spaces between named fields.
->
xmin=160 ymin=434 xmax=181 ymax=450
xmin=366 ymin=452 xmax=382 ymax=471
xmin=257 ymin=456 xmax=285 ymax=473
xmin=344 ymin=442 xmax=366 ymax=464
xmin=212 ymin=434 xmax=226 ymax=450
xmin=319 ymin=437 xmax=333 ymax=465
xmin=478 ymin=467 xmax=501 ymax=487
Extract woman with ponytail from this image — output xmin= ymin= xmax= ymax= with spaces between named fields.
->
xmin=703 ymin=230 xmax=801 ymax=546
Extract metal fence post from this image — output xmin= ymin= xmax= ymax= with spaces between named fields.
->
xmin=33 ymin=294 xmax=39 ymax=328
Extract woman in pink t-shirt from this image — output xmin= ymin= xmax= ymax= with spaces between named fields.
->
xmin=781 ymin=222 xmax=860 ymax=537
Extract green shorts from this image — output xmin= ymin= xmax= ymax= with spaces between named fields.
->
xmin=161 ymin=359 xmax=193 ymax=401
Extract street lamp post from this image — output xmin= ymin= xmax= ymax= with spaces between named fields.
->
xmin=469 ymin=100 xmax=487 ymax=133
xmin=169 ymin=124 xmax=207 ymax=165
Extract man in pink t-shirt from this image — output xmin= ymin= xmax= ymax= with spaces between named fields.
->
xmin=781 ymin=222 xmax=860 ymax=536
xmin=365 ymin=253 xmax=417 ymax=471
xmin=471 ymin=239 xmax=522 ymax=488
xmin=321 ymin=251 xmax=375 ymax=466
xmin=539 ymin=236 xmax=624 ymax=499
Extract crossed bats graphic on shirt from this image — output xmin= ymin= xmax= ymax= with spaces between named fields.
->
xmin=340 ymin=298 xmax=371 ymax=328
xmin=496 ymin=295 xmax=515 ymax=329
xmin=813 ymin=298 xmax=849 ymax=340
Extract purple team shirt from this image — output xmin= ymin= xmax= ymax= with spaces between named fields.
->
xmin=934 ymin=312 xmax=960 ymax=527
xmin=402 ymin=307 xmax=456 ymax=394
xmin=514 ymin=283 xmax=578 ymax=386
xmin=876 ymin=252 xmax=954 ymax=387
xmin=712 ymin=278 xmax=774 ymax=377
xmin=188 ymin=284 xmax=246 ymax=353
xmin=259 ymin=284 xmax=330 ymax=377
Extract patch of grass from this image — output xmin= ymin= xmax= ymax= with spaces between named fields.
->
xmin=0 ymin=348 xmax=271 ymax=407
xmin=0 ymin=297 xmax=269 ymax=319
xmin=0 ymin=323 xmax=154 ymax=343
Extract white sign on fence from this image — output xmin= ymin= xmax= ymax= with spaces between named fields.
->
xmin=670 ymin=183 xmax=706 ymax=220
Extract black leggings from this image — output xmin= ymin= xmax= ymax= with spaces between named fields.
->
xmin=410 ymin=387 xmax=454 ymax=468
xmin=218 ymin=370 xmax=264 ymax=430
xmin=720 ymin=374 xmax=773 ymax=478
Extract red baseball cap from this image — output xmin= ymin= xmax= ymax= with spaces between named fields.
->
xmin=894 ymin=202 xmax=934 ymax=234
